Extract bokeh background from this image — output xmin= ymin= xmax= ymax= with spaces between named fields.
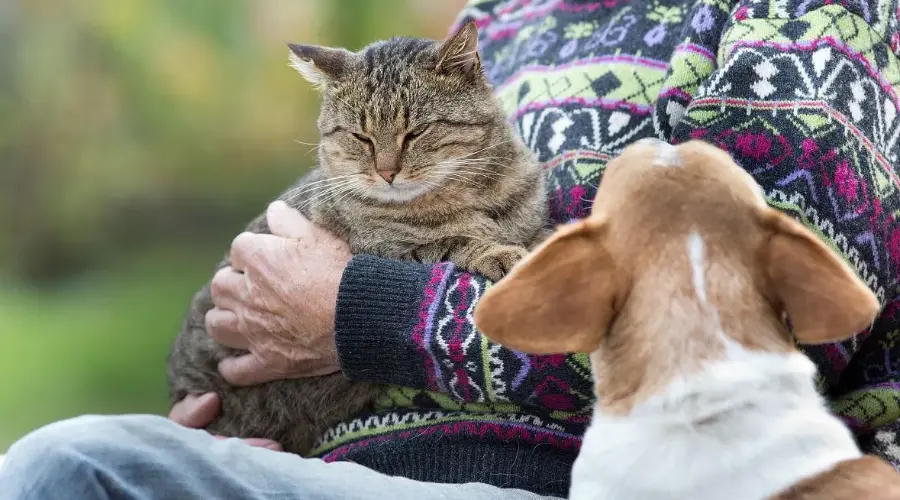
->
xmin=0 ymin=0 xmax=467 ymax=449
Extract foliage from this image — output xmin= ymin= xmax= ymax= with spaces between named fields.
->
xmin=0 ymin=0 xmax=465 ymax=448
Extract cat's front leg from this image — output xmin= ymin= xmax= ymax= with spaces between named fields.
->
xmin=455 ymin=242 xmax=529 ymax=282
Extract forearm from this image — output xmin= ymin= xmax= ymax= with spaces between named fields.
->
xmin=334 ymin=255 xmax=594 ymax=412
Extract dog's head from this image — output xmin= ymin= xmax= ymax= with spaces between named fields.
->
xmin=474 ymin=139 xmax=879 ymax=410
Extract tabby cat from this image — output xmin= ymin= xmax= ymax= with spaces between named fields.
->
xmin=167 ymin=22 xmax=548 ymax=455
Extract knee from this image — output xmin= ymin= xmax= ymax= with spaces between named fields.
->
xmin=4 ymin=414 xmax=178 ymax=475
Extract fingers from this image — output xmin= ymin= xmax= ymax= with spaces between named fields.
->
xmin=267 ymin=201 xmax=315 ymax=239
xmin=210 ymin=266 xmax=247 ymax=311
xmin=168 ymin=392 xmax=220 ymax=428
xmin=229 ymin=232 xmax=260 ymax=272
xmin=230 ymin=232 xmax=289 ymax=274
xmin=205 ymin=308 xmax=250 ymax=350
xmin=219 ymin=353 xmax=282 ymax=387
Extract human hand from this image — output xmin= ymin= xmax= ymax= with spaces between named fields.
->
xmin=206 ymin=201 xmax=352 ymax=386
xmin=168 ymin=393 xmax=283 ymax=451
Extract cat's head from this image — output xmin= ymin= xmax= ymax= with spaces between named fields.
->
xmin=287 ymin=22 xmax=512 ymax=203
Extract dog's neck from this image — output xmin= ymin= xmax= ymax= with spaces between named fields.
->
xmin=572 ymin=348 xmax=861 ymax=500
xmin=570 ymin=232 xmax=862 ymax=500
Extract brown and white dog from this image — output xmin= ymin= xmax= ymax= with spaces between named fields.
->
xmin=474 ymin=139 xmax=900 ymax=499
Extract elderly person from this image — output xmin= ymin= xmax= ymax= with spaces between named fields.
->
xmin=3 ymin=0 xmax=899 ymax=498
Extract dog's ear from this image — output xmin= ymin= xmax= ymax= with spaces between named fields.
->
xmin=474 ymin=220 xmax=621 ymax=354
xmin=763 ymin=210 xmax=879 ymax=344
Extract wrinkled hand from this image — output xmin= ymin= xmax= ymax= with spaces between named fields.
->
xmin=206 ymin=201 xmax=352 ymax=386
xmin=168 ymin=393 xmax=283 ymax=451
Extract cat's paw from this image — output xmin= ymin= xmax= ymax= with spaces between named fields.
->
xmin=470 ymin=245 xmax=529 ymax=281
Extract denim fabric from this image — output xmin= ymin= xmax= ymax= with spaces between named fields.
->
xmin=0 ymin=414 xmax=561 ymax=500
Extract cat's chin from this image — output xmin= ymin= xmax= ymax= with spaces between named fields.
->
xmin=365 ymin=183 xmax=433 ymax=203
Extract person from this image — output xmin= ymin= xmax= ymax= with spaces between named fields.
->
xmin=3 ymin=0 xmax=900 ymax=498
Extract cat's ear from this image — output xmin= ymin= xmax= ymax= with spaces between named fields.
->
xmin=436 ymin=21 xmax=482 ymax=77
xmin=287 ymin=44 xmax=353 ymax=88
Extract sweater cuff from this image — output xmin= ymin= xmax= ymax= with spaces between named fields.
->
xmin=334 ymin=254 xmax=430 ymax=386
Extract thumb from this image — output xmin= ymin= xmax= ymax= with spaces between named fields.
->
xmin=218 ymin=353 xmax=283 ymax=386
xmin=267 ymin=201 xmax=314 ymax=239
xmin=168 ymin=392 xmax=220 ymax=428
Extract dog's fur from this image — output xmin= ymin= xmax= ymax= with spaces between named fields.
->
xmin=474 ymin=139 xmax=900 ymax=499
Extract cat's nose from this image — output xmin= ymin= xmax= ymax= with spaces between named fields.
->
xmin=376 ymin=150 xmax=400 ymax=184
xmin=378 ymin=169 xmax=397 ymax=184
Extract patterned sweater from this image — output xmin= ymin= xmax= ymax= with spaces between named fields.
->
xmin=317 ymin=0 xmax=900 ymax=496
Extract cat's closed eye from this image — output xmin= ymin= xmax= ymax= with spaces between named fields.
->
xmin=406 ymin=124 xmax=430 ymax=139
xmin=350 ymin=132 xmax=373 ymax=145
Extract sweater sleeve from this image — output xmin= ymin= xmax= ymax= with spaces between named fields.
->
xmin=667 ymin=1 xmax=900 ymax=465
xmin=832 ymin=297 xmax=900 ymax=468
xmin=334 ymin=254 xmax=595 ymax=413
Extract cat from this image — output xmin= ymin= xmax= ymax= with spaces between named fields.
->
xmin=166 ymin=21 xmax=549 ymax=456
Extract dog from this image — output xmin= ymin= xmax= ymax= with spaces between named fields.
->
xmin=474 ymin=139 xmax=900 ymax=499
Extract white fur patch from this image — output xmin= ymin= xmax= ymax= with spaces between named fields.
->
xmin=687 ymin=231 xmax=707 ymax=304
xmin=364 ymin=170 xmax=447 ymax=203
xmin=368 ymin=181 xmax=433 ymax=203
xmin=652 ymin=142 xmax=681 ymax=168
xmin=571 ymin=350 xmax=861 ymax=500
xmin=288 ymin=52 xmax=329 ymax=88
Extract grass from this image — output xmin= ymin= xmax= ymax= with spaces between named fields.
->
xmin=0 ymin=247 xmax=222 ymax=449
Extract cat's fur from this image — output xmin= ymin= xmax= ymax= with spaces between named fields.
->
xmin=167 ymin=22 xmax=548 ymax=455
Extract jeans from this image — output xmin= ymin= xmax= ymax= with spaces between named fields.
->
xmin=0 ymin=414 xmax=562 ymax=500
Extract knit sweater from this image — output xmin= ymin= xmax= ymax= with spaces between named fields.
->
xmin=316 ymin=1 xmax=900 ymax=497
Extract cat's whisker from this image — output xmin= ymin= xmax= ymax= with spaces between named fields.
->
xmin=292 ymin=140 xmax=322 ymax=155
xmin=451 ymin=138 xmax=517 ymax=161
xmin=304 ymin=179 xmax=358 ymax=198
xmin=442 ymin=160 xmax=505 ymax=169
xmin=285 ymin=174 xmax=360 ymax=193
xmin=427 ymin=170 xmax=497 ymax=183
xmin=432 ymin=158 xmax=505 ymax=168
xmin=281 ymin=176 xmax=359 ymax=202
xmin=290 ymin=179 xmax=359 ymax=207
xmin=435 ymin=168 xmax=502 ymax=178
xmin=429 ymin=164 xmax=506 ymax=180
xmin=443 ymin=163 xmax=508 ymax=174
xmin=447 ymin=157 xmax=506 ymax=162
xmin=324 ymin=183 xmax=366 ymax=208
xmin=432 ymin=171 xmax=487 ymax=188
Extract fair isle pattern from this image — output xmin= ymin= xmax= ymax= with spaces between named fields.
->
xmin=311 ymin=409 xmax=581 ymax=458
xmin=317 ymin=0 xmax=900 ymax=476
xmin=410 ymin=261 xmax=457 ymax=393
xmin=377 ymin=263 xmax=597 ymax=413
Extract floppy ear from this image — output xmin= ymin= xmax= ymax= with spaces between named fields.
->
xmin=436 ymin=21 xmax=482 ymax=77
xmin=474 ymin=221 xmax=621 ymax=354
xmin=763 ymin=211 xmax=880 ymax=344
xmin=287 ymin=44 xmax=353 ymax=88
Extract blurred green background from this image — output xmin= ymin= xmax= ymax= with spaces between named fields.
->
xmin=0 ymin=0 xmax=466 ymax=448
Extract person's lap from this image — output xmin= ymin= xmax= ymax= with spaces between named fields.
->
xmin=0 ymin=414 xmax=559 ymax=500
